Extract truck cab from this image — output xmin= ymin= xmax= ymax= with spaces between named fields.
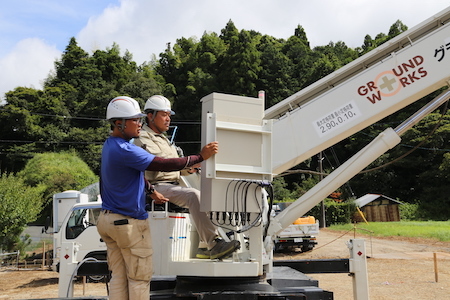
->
xmin=272 ymin=204 xmax=319 ymax=252
xmin=51 ymin=190 xmax=106 ymax=274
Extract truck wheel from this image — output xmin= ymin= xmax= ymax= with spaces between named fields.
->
xmin=87 ymin=275 xmax=106 ymax=283
xmin=301 ymin=241 xmax=313 ymax=252
xmin=274 ymin=243 xmax=281 ymax=252
xmin=84 ymin=253 xmax=109 ymax=283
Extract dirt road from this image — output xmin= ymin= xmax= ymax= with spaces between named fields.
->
xmin=274 ymin=228 xmax=450 ymax=299
xmin=1 ymin=228 xmax=449 ymax=299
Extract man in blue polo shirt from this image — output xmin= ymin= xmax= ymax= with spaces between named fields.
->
xmin=97 ymin=96 xmax=220 ymax=300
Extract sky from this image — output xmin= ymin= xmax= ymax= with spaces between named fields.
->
xmin=1 ymin=0 xmax=449 ymax=103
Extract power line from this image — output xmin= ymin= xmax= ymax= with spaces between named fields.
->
xmin=0 ymin=107 xmax=104 ymax=121
xmin=0 ymin=140 xmax=104 ymax=145
xmin=0 ymin=107 xmax=202 ymax=125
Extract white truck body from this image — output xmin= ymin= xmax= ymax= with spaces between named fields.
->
xmin=274 ymin=221 xmax=319 ymax=252
xmin=51 ymin=189 xmax=104 ymax=271
xmin=272 ymin=204 xmax=319 ymax=252
xmin=278 ymin=220 xmax=319 ymax=237
xmin=54 ymin=6 xmax=450 ymax=299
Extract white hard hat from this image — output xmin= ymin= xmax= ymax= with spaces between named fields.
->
xmin=144 ymin=95 xmax=175 ymax=115
xmin=106 ymin=96 xmax=146 ymax=120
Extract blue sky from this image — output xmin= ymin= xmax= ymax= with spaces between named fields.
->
xmin=1 ymin=0 xmax=449 ymax=103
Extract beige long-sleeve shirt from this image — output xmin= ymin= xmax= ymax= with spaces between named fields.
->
xmin=134 ymin=124 xmax=181 ymax=184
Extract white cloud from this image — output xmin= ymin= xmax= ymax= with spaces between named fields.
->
xmin=76 ymin=0 xmax=450 ymax=66
xmin=77 ymin=0 xmax=186 ymax=63
xmin=1 ymin=0 xmax=449 ymax=103
xmin=0 ymin=38 xmax=60 ymax=103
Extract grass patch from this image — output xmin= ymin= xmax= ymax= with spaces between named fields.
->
xmin=25 ymin=239 xmax=53 ymax=255
xmin=328 ymin=221 xmax=450 ymax=242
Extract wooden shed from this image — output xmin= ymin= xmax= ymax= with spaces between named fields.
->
xmin=354 ymin=194 xmax=402 ymax=222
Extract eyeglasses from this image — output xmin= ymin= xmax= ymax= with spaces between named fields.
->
xmin=127 ymin=118 xmax=144 ymax=124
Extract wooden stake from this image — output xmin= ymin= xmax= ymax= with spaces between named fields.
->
xmin=42 ymin=241 xmax=46 ymax=269
xmin=433 ymin=252 xmax=438 ymax=283
xmin=83 ymin=276 xmax=86 ymax=295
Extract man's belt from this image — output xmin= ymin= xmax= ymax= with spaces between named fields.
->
xmin=153 ymin=181 xmax=179 ymax=185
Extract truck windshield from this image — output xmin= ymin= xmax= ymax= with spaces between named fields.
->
xmin=65 ymin=207 xmax=101 ymax=239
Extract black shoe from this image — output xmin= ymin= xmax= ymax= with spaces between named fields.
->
xmin=196 ymin=248 xmax=211 ymax=259
xmin=210 ymin=238 xmax=240 ymax=259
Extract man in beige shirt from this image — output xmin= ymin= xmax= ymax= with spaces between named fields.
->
xmin=134 ymin=95 xmax=240 ymax=260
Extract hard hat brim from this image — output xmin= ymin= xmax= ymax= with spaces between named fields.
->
xmin=128 ymin=113 xmax=147 ymax=119
xmin=107 ymin=112 xmax=146 ymax=120
xmin=146 ymin=109 xmax=175 ymax=115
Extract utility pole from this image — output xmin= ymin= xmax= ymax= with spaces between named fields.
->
xmin=319 ymin=152 xmax=326 ymax=228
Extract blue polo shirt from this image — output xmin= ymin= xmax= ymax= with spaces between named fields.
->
xmin=100 ymin=136 xmax=155 ymax=219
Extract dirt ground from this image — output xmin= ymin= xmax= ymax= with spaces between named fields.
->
xmin=1 ymin=228 xmax=449 ymax=299
xmin=274 ymin=228 xmax=450 ymax=299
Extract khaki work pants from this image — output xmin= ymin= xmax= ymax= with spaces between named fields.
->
xmin=154 ymin=183 xmax=218 ymax=249
xmin=97 ymin=211 xmax=153 ymax=300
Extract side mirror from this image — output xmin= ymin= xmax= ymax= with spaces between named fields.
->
xmin=43 ymin=216 xmax=51 ymax=233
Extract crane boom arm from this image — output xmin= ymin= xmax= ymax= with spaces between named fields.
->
xmin=268 ymin=89 xmax=450 ymax=236
xmin=268 ymin=6 xmax=450 ymax=175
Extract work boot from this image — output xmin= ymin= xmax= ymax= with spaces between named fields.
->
xmin=195 ymin=248 xmax=211 ymax=259
xmin=209 ymin=238 xmax=240 ymax=259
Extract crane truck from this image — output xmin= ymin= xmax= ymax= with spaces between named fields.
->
xmin=272 ymin=204 xmax=319 ymax=253
xmin=50 ymin=5 xmax=450 ymax=300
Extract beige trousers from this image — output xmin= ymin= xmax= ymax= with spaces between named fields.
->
xmin=154 ymin=184 xmax=218 ymax=249
xmin=97 ymin=211 xmax=153 ymax=300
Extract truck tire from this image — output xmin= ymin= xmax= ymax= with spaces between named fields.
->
xmin=84 ymin=252 xmax=109 ymax=283
xmin=274 ymin=243 xmax=281 ymax=252
xmin=301 ymin=241 xmax=313 ymax=252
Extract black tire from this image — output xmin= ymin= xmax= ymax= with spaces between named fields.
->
xmin=301 ymin=241 xmax=314 ymax=252
xmin=274 ymin=243 xmax=281 ymax=252
xmin=87 ymin=275 xmax=106 ymax=283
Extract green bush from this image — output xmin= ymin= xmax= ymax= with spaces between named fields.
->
xmin=309 ymin=199 xmax=356 ymax=226
xmin=18 ymin=151 xmax=99 ymax=224
xmin=18 ymin=151 xmax=98 ymax=203
xmin=0 ymin=173 xmax=44 ymax=251
xmin=399 ymin=202 xmax=422 ymax=221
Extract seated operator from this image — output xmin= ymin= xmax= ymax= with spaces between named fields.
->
xmin=134 ymin=95 xmax=240 ymax=260
xmin=98 ymin=96 xmax=220 ymax=300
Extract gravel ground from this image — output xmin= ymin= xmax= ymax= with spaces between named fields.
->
xmin=273 ymin=228 xmax=450 ymax=299
xmin=1 ymin=228 xmax=449 ymax=299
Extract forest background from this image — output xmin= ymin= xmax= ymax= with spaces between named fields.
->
xmin=1 ymin=20 xmax=450 ymax=251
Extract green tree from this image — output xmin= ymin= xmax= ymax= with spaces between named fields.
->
xmin=218 ymin=29 xmax=261 ymax=95
xmin=388 ymin=20 xmax=408 ymax=37
xmin=361 ymin=34 xmax=373 ymax=53
xmin=0 ymin=37 xmax=165 ymax=175
xmin=359 ymin=20 xmax=408 ymax=54
xmin=272 ymin=177 xmax=296 ymax=202
xmin=256 ymin=35 xmax=294 ymax=108
xmin=48 ymin=37 xmax=103 ymax=117
xmin=19 ymin=151 xmax=98 ymax=203
xmin=18 ymin=151 xmax=98 ymax=222
xmin=0 ymin=173 xmax=44 ymax=251
xmin=282 ymin=25 xmax=313 ymax=90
